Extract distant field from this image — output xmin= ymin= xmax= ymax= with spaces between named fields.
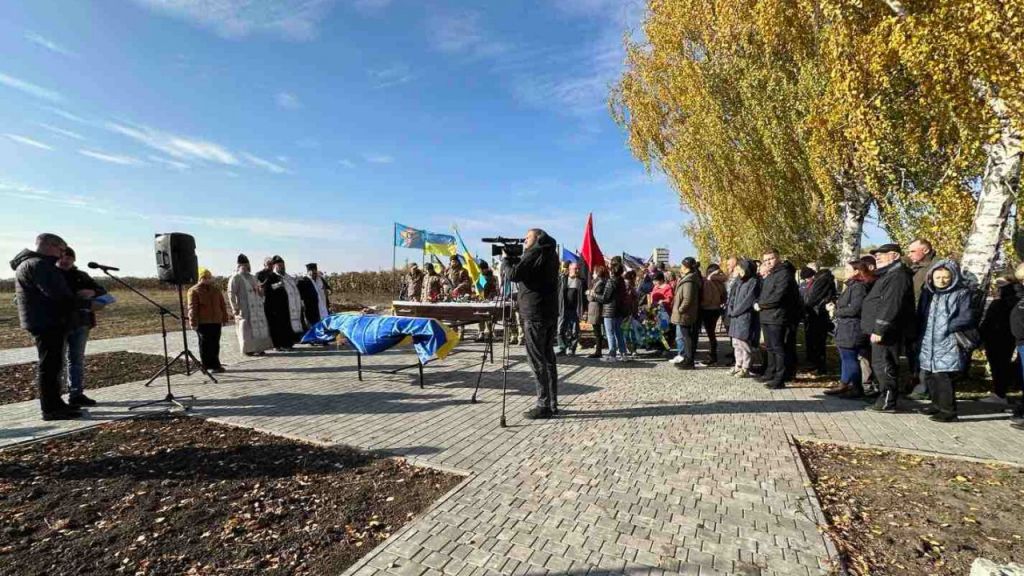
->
xmin=0 ymin=285 xmax=395 ymax=350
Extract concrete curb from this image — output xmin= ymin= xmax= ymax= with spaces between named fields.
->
xmin=787 ymin=434 xmax=847 ymax=576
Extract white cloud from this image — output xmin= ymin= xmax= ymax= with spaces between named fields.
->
xmin=338 ymin=158 xmax=356 ymax=168
xmin=45 ymin=106 xmax=90 ymax=124
xmin=364 ymin=154 xmax=394 ymax=164
xmin=24 ymin=31 xmax=76 ymax=57
xmin=275 ymin=91 xmax=301 ymax=109
xmin=147 ymin=155 xmax=191 ymax=170
xmin=369 ymin=63 xmax=416 ymax=88
xmin=241 ymin=152 xmax=290 ymax=174
xmin=132 ymin=0 xmax=336 ymax=41
xmin=0 ymin=181 xmax=93 ymax=208
xmin=170 ymin=215 xmax=367 ymax=241
xmin=0 ymin=71 xmax=62 ymax=102
xmin=4 ymin=133 xmax=54 ymax=151
xmin=106 ymin=121 xmax=238 ymax=165
xmin=426 ymin=12 xmax=508 ymax=58
xmin=36 ymin=122 xmax=85 ymax=140
xmin=79 ymin=149 xmax=145 ymax=166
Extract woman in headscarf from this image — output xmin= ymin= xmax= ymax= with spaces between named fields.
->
xmin=187 ymin=267 xmax=231 ymax=372
xmin=227 ymin=254 xmax=272 ymax=356
xmin=726 ymin=259 xmax=760 ymax=377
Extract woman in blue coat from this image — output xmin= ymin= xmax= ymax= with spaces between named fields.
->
xmin=726 ymin=259 xmax=760 ymax=377
xmin=917 ymin=260 xmax=975 ymax=422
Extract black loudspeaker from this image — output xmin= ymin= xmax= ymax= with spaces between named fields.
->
xmin=155 ymin=233 xmax=198 ymax=285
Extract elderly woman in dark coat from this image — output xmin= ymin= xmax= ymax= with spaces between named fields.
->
xmin=826 ymin=260 xmax=875 ymax=399
xmin=726 ymin=259 xmax=760 ymax=377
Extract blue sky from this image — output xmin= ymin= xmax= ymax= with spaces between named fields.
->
xmin=1 ymin=0 xmax=697 ymax=277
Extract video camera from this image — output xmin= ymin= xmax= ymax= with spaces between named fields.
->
xmin=482 ymin=237 xmax=525 ymax=260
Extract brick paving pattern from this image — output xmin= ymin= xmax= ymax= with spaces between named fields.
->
xmin=1 ymin=332 xmax=1019 ymax=575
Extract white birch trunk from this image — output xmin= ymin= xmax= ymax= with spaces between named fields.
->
xmin=837 ymin=180 xmax=871 ymax=264
xmin=877 ymin=0 xmax=1023 ymax=290
xmin=958 ymin=91 xmax=1022 ymax=289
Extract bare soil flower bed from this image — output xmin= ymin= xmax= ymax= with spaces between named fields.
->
xmin=0 ymin=351 xmax=189 ymax=406
xmin=797 ymin=440 xmax=1024 ymax=575
xmin=0 ymin=414 xmax=462 ymax=576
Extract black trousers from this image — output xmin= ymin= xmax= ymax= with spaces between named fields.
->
xmin=34 ymin=328 xmax=68 ymax=414
xmin=871 ymin=341 xmax=901 ymax=409
xmin=985 ymin=342 xmax=1023 ymax=398
xmin=783 ymin=323 xmax=798 ymax=380
xmin=591 ymin=316 xmax=604 ymax=354
xmin=700 ymin=309 xmax=722 ymax=362
xmin=524 ymin=320 xmax=558 ymax=410
xmin=924 ymin=370 xmax=958 ymax=417
xmin=762 ymin=323 xmax=787 ymax=385
xmin=196 ymin=323 xmax=223 ymax=369
xmin=804 ymin=312 xmax=829 ymax=371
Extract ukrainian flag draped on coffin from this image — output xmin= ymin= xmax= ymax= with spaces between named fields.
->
xmin=301 ymin=314 xmax=460 ymax=364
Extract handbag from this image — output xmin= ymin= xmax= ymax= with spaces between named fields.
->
xmin=954 ymin=328 xmax=981 ymax=352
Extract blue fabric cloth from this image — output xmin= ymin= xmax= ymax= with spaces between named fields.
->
xmin=561 ymin=248 xmax=579 ymax=264
xmin=65 ymin=326 xmax=89 ymax=395
xmin=301 ymin=313 xmax=458 ymax=365
xmin=838 ymin=347 xmax=862 ymax=386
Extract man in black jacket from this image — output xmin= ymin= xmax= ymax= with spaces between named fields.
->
xmin=804 ymin=267 xmax=838 ymax=373
xmin=557 ymin=261 xmax=587 ymax=356
xmin=504 ymin=229 xmax=560 ymax=419
xmin=861 ymin=243 xmax=916 ymax=412
xmin=756 ymin=250 xmax=801 ymax=389
xmin=10 ymin=233 xmax=91 ymax=420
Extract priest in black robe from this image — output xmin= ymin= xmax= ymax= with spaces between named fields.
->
xmin=257 ymin=255 xmax=297 ymax=350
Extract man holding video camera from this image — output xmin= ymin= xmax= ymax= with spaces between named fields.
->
xmin=502 ymin=228 xmax=561 ymax=419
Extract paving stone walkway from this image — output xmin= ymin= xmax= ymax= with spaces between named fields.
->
xmin=1 ymin=333 xmax=1020 ymax=575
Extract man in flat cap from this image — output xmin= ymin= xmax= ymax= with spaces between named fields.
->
xmin=861 ymin=243 xmax=916 ymax=412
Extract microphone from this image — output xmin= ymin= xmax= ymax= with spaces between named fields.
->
xmin=481 ymin=237 xmax=524 ymax=244
xmin=87 ymin=262 xmax=120 ymax=272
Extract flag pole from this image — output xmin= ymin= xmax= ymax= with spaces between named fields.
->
xmin=392 ymin=222 xmax=398 ymax=297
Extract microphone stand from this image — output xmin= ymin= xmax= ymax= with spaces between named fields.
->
xmin=97 ymin=269 xmax=199 ymax=411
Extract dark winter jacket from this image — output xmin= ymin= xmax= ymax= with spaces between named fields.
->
xmin=558 ymin=273 xmax=587 ymax=319
xmin=834 ymin=277 xmax=873 ymax=349
xmin=587 ymin=278 xmax=606 ymax=323
xmin=671 ymin=271 xmax=701 ymax=326
xmin=911 ymin=252 xmax=935 ymax=303
xmin=980 ymin=282 xmax=1023 ymax=350
xmin=62 ymin=267 xmax=107 ymax=329
xmin=804 ymin=269 xmax=838 ymax=314
xmin=10 ymin=249 xmax=85 ymax=335
xmin=917 ymin=260 xmax=975 ymax=373
xmin=505 ymin=230 xmax=560 ymax=322
xmin=861 ymin=259 xmax=916 ymax=343
xmin=758 ymin=262 xmax=800 ymax=326
xmin=596 ymin=275 xmax=624 ymax=319
xmin=726 ymin=260 xmax=760 ymax=343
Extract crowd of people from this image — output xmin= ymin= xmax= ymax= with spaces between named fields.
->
xmin=9 ymin=233 xmax=335 ymax=420
xmin=11 ymin=231 xmax=1024 ymax=428
xmin=552 ymin=240 xmax=1024 ymax=428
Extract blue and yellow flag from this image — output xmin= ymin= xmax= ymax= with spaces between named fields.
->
xmin=394 ymin=223 xmax=425 ymax=249
xmin=452 ymin=226 xmax=481 ymax=291
xmin=424 ymin=232 xmax=457 ymax=257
